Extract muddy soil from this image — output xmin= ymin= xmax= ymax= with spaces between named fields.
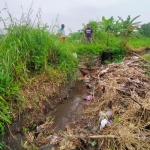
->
xmin=47 ymin=81 xmax=85 ymax=131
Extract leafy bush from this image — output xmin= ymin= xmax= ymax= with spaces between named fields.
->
xmin=0 ymin=142 xmax=5 ymax=149
xmin=111 ymin=47 xmax=127 ymax=62
xmin=0 ymin=9 xmax=78 ymax=93
xmin=76 ymin=44 xmax=104 ymax=56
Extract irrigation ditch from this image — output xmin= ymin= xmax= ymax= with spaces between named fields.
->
xmin=2 ymin=71 xmax=83 ymax=150
xmin=2 ymin=52 xmax=150 ymax=150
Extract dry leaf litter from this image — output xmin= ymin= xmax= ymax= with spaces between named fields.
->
xmin=23 ymin=56 xmax=150 ymax=150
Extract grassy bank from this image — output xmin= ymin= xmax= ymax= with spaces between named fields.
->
xmin=129 ymin=36 xmax=150 ymax=48
xmin=0 ymin=9 xmax=78 ymax=142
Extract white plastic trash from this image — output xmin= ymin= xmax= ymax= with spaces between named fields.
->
xmin=100 ymin=68 xmax=109 ymax=74
xmin=100 ymin=119 xmax=108 ymax=130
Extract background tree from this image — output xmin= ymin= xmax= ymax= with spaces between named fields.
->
xmin=140 ymin=23 xmax=150 ymax=37
xmin=118 ymin=15 xmax=141 ymax=38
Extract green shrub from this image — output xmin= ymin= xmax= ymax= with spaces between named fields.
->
xmin=76 ymin=44 xmax=104 ymax=56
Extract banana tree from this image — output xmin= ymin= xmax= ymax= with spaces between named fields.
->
xmin=102 ymin=15 xmax=141 ymax=47
xmin=102 ymin=16 xmax=120 ymax=47
xmin=118 ymin=15 xmax=141 ymax=45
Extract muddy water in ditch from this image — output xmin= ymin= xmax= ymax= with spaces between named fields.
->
xmin=41 ymin=80 xmax=86 ymax=150
xmin=47 ymin=80 xmax=86 ymax=132
xmin=3 ymin=75 xmax=87 ymax=150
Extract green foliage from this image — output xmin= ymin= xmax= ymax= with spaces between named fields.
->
xmin=101 ymin=16 xmax=116 ymax=47
xmin=69 ymin=15 xmax=140 ymax=50
xmin=0 ymin=96 xmax=11 ymax=133
xmin=140 ymin=23 xmax=150 ymax=37
xmin=0 ymin=142 xmax=5 ymax=149
xmin=23 ymin=127 xmax=30 ymax=133
xmin=91 ymin=141 xmax=97 ymax=147
xmin=0 ymin=7 xmax=78 ymax=134
xmin=111 ymin=47 xmax=127 ymax=62
xmin=76 ymin=44 xmax=104 ymax=56
xmin=102 ymin=16 xmax=120 ymax=34
xmin=50 ymin=40 xmax=78 ymax=75
xmin=114 ymin=118 xmax=120 ymax=123
xmin=118 ymin=15 xmax=140 ymax=37
xmin=129 ymin=36 xmax=150 ymax=48
xmin=87 ymin=15 xmax=140 ymax=48
xmin=68 ymin=31 xmax=83 ymax=41
xmin=89 ymin=21 xmax=106 ymax=41
xmin=0 ymin=8 xmax=78 ymax=94
xmin=142 ymin=54 xmax=150 ymax=61
xmin=105 ymin=15 xmax=141 ymax=46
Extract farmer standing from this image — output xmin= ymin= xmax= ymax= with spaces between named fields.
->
xmin=59 ymin=24 xmax=65 ymax=41
xmin=84 ymin=23 xmax=94 ymax=43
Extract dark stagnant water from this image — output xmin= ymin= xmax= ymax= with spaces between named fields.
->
xmin=47 ymin=80 xmax=86 ymax=131
xmin=42 ymin=79 xmax=87 ymax=150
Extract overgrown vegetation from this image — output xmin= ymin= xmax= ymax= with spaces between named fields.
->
xmin=129 ymin=35 xmax=150 ymax=48
xmin=0 ymin=6 xmax=78 ymax=144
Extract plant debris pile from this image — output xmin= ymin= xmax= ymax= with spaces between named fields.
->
xmin=22 ymin=56 xmax=150 ymax=150
xmin=56 ymin=56 xmax=150 ymax=150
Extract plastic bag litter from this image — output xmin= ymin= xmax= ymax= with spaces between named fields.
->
xmin=86 ymin=95 xmax=93 ymax=101
xmin=100 ymin=119 xmax=108 ymax=130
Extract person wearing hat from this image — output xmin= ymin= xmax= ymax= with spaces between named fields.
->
xmin=59 ymin=24 xmax=65 ymax=41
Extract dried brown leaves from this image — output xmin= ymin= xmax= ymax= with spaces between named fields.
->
xmin=61 ymin=56 xmax=150 ymax=150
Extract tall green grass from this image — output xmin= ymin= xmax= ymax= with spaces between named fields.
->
xmin=0 ymin=96 xmax=11 ymax=132
xmin=0 ymin=8 xmax=78 ymax=92
xmin=0 ymin=7 xmax=78 ymax=137
xmin=129 ymin=36 xmax=150 ymax=48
